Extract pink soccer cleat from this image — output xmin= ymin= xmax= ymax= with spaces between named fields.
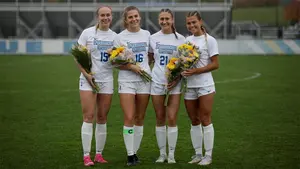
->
xmin=83 ymin=155 xmax=94 ymax=166
xmin=94 ymin=154 xmax=108 ymax=163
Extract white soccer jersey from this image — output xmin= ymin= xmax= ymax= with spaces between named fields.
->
xmin=149 ymin=31 xmax=185 ymax=84
xmin=114 ymin=29 xmax=151 ymax=82
xmin=77 ymin=26 xmax=117 ymax=82
xmin=185 ymin=34 xmax=219 ymax=87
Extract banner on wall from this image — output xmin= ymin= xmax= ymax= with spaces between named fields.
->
xmin=0 ymin=39 xmax=300 ymax=55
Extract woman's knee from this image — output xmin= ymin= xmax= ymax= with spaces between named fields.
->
xmin=167 ymin=117 xmax=177 ymax=126
xmin=134 ymin=118 xmax=144 ymax=126
xmin=83 ymin=113 xmax=94 ymax=122
xmin=189 ymin=115 xmax=201 ymax=125
xmin=200 ymin=113 xmax=211 ymax=126
xmin=191 ymin=118 xmax=201 ymax=126
xmin=96 ymin=113 xmax=107 ymax=123
xmin=155 ymin=112 xmax=166 ymax=125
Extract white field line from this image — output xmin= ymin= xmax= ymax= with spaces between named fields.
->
xmin=215 ymin=72 xmax=261 ymax=84
xmin=0 ymin=73 xmax=261 ymax=94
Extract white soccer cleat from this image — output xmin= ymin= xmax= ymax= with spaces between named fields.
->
xmin=167 ymin=156 xmax=176 ymax=164
xmin=198 ymin=155 xmax=212 ymax=166
xmin=155 ymin=154 xmax=167 ymax=163
xmin=188 ymin=154 xmax=202 ymax=164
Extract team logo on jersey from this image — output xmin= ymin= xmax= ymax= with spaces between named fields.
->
xmin=155 ymin=42 xmax=177 ymax=54
xmin=93 ymin=39 xmax=113 ymax=50
xmin=127 ymin=42 xmax=147 ymax=53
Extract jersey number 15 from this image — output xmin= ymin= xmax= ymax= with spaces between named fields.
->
xmin=100 ymin=52 xmax=109 ymax=62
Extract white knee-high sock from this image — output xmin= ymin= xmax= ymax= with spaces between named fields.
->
xmin=123 ymin=126 xmax=134 ymax=156
xmin=81 ymin=122 xmax=93 ymax=156
xmin=95 ymin=123 xmax=107 ymax=155
xmin=203 ymin=124 xmax=214 ymax=157
xmin=167 ymin=126 xmax=178 ymax=158
xmin=156 ymin=126 xmax=166 ymax=155
xmin=133 ymin=125 xmax=144 ymax=154
xmin=190 ymin=124 xmax=203 ymax=155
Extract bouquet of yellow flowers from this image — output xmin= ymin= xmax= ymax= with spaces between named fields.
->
xmin=70 ymin=43 xmax=100 ymax=93
xmin=108 ymin=46 xmax=134 ymax=65
xmin=164 ymin=57 xmax=182 ymax=106
xmin=178 ymin=42 xmax=201 ymax=92
xmin=108 ymin=46 xmax=152 ymax=82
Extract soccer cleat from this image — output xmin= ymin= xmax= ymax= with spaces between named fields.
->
xmin=198 ymin=155 xmax=212 ymax=166
xmin=188 ymin=154 xmax=203 ymax=164
xmin=127 ymin=155 xmax=136 ymax=166
xmin=94 ymin=154 xmax=108 ymax=163
xmin=167 ymin=156 xmax=176 ymax=164
xmin=133 ymin=154 xmax=140 ymax=163
xmin=83 ymin=155 xmax=94 ymax=166
xmin=155 ymin=154 xmax=167 ymax=163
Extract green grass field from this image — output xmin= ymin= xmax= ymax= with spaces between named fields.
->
xmin=0 ymin=55 xmax=300 ymax=169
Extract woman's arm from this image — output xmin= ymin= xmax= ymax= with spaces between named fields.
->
xmin=195 ymin=55 xmax=219 ymax=74
xmin=148 ymin=52 xmax=154 ymax=67
xmin=181 ymin=55 xmax=219 ymax=77
xmin=116 ymin=63 xmax=143 ymax=74
xmin=74 ymin=58 xmax=96 ymax=88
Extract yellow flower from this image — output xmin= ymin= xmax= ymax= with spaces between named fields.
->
xmin=79 ymin=45 xmax=88 ymax=52
xmin=193 ymin=51 xmax=199 ymax=58
xmin=186 ymin=57 xmax=193 ymax=62
xmin=167 ymin=63 xmax=175 ymax=70
xmin=183 ymin=63 xmax=189 ymax=68
xmin=170 ymin=57 xmax=179 ymax=63
xmin=186 ymin=45 xmax=193 ymax=51
xmin=118 ymin=47 xmax=125 ymax=52
xmin=110 ymin=50 xmax=118 ymax=58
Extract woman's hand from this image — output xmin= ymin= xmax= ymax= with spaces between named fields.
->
xmin=84 ymin=73 xmax=97 ymax=89
xmin=181 ymin=68 xmax=198 ymax=77
xmin=167 ymin=76 xmax=181 ymax=90
xmin=128 ymin=64 xmax=142 ymax=74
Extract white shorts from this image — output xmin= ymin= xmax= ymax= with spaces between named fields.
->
xmin=151 ymin=81 xmax=181 ymax=95
xmin=184 ymin=85 xmax=216 ymax=100
xmin=79 ymin=78 xmax=114 ymax=94
xmin=118 ymin=81 xmax=151 ymax=94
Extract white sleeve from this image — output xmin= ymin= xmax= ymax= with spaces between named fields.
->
xmin=181 ymin=36 xmax=186 ymax=44
xmin=148 ymin=37 xmax=154 ymax=53
xmin=113 ymin=35 xmax=122 ymax=47
xmin=77 ymin=30 xmax=87 ymax=46
xmin=147 ymin=31 xmax=151 ymax=53
xmin=207 ymin=37 xmax=219 ymax=57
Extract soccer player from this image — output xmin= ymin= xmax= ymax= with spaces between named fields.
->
xmin=75 ymin=6 xmax=117 ymax=167
xmin=113 ymin=6 xmax=151 ymax=166
xmin=182 ymin=11 xmax=219 ymax=166
xmin=149 ymin=8 xmax=185 ymax=164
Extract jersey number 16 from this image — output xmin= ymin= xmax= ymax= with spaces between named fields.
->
xmin=135 ymin=54 xmax=143 ymax=62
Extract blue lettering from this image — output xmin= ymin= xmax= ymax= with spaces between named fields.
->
xmin=26 ymin=41 xmax=42 ymax=53
xmin=135 ymin=54 xmax=143 ymax=62
xmin=159 ymin=55 xmax=168 ymax=65
xmin=0 ymin=40 xmax=18 ymax=53
xmin=100 ymin=52 xmax=109 ymax=62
